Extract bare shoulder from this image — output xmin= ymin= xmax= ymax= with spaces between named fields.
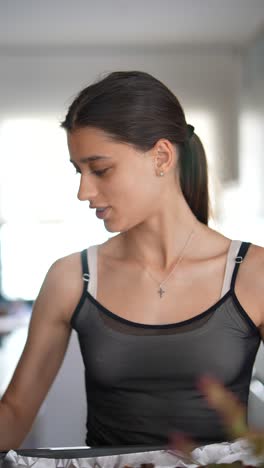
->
xmin=247 ymin=242 xmax=264 ymax=273
xmin=48 ymin=250 xmax=83 ymax=281
xmin=37 ymin=250 xmax=84 ymax=324
xmin=250 ymin=244 xmax=264 ymax=339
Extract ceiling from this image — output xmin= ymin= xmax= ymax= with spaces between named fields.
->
xmin=1 ymin=0 xmax=264 ymax=50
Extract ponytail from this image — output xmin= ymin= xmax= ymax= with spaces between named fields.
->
xmin=179 ymin=132 xmax=209 ymax=225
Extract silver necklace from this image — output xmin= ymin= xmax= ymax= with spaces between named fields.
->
xmin=136 ymin=228 xmax=195 ymax=298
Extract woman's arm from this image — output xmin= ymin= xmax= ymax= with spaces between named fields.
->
xmin=0 ymin=252 xmax=83 ymax=450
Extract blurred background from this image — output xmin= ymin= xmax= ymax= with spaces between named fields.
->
xmin=0 ymin=0 xmax=263 ymax=448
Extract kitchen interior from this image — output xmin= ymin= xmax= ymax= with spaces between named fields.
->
xmin=0 ymin=0 xmax=264 ymax=449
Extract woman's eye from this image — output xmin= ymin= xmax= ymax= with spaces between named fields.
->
xmin=91 ymin=168 xmax=109 ymax=177
xmin=74 ymin=168 xmax=109 ymax=177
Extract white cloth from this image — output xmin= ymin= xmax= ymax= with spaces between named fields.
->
xmin=4 ymin=439 xmax=264 ymax=467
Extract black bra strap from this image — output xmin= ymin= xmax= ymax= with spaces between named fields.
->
xmin=230 ymin=241 xmax=251 ymax=290
xmin=81 ymin=249 xmax=90 ymax=287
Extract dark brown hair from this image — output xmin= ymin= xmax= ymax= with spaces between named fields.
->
xmin=61 ymin=71 xmax=210 ymax=224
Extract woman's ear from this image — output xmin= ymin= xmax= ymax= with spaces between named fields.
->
xmin=152 ymin=139 xmax=178 ymax=176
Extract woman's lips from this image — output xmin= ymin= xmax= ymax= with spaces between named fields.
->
xmin=96 ymin=207 xmax=110 ymax=219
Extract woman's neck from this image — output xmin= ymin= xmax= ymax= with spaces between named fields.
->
xmin=119 ymin=196 xmax=202 ymax=271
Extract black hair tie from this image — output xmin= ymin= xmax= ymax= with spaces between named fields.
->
xmin=187 ymin=124 xmax=195 ymax=139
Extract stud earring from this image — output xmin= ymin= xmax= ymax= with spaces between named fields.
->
xmin=159 ymin=172 xmax=164 ymax=176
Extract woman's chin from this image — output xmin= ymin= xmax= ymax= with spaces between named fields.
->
xmin=103 ymin=218 xmax=122 ymax=233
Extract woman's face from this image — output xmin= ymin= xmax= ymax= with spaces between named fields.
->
xmin=67 ymin=127 xmax=172 ymax=233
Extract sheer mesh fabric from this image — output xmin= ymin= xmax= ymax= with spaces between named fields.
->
xmin=75 ymin=291 xmax=254 ymax=337
xmin=97 ymin=306 xmax=214 ymax=335
xmin=72 ymin=292 xmax=260 ymax=447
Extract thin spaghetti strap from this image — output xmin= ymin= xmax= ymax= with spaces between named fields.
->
xmin=81 ymin=249 xmax=90 ymax=285
xmin=230 ymin=241 xmax=252 ymax=291
xmin=87 ymin=245 xmax=98 ymax=298
xmin=220 ymin=240 xmax=242 ymax=298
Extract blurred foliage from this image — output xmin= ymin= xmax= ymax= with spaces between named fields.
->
xmin=170 ymin=376 xmax=264 ymax=467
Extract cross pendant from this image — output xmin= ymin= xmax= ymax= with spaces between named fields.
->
xmin=158 ymin=286 xmax=165 ymax=298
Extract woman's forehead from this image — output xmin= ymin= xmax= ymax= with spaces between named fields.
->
xmin=67 ymin=127 xmax=139 ymax=163
xmin=68 ymin=127 xmax=113 ymax=147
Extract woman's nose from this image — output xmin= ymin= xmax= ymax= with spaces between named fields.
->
xmin=77 ymin=174 xmax=98 ymax=201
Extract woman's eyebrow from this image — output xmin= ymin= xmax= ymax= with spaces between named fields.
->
xmin=70 ymin=155 xmax=111 ymax=164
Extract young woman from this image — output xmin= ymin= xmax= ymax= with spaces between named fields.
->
xmin=0 ymin=71 xmax=263 ymax=450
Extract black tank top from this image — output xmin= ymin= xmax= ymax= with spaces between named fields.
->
xmin=70 ymin=240 xmax=261 ymax=447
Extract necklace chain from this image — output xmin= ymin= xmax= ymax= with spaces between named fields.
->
xmin=135 ymin=228 xmax=195 ymax=298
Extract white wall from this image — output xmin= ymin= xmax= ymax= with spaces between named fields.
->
xmin=239 ymin=33 xmax=264 ymax=219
